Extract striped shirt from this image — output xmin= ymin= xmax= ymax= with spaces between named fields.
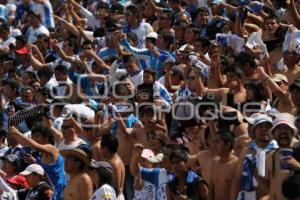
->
xmin=120 ymin=39 xmax=175 ymax=78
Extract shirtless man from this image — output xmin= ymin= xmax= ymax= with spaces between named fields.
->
xmin=231 ymin=114 xmax=278 ymax=200
xmin=182 ymin=119 xmax=207 ymax=154
xmin=60 ymin=144 xmax=93 ymax=200
xmin=100 ymin=134 xmax=125 ymax=199
xmin=209 ymin=131 xmax=238 ymax=200
xmin=282 ymin=48 xmax=300 ymax=86
xmin=189 ymin=130 xmax=218 ymax=184
xmin=264 ymin=113 xmax=300 ymax=200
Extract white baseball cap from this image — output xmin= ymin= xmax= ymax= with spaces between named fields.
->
xmin=20 ymin=164 xmax=44 ymax=176
xmin=146 ymin=32 xmax=158 ymax=40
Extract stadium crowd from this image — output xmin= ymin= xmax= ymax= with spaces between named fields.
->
xmin=0 ymin=0 xmax=300 ymax=199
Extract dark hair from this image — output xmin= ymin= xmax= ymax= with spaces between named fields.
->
xmin=23 ymin=71 xmax=37 ymax=82
xmin=8 ymin=68 xmax=21 ymax=77
xmin=245 ymin=80 xmax=267 ymax=101
xmin=114 ymin=82 xmax=131 ymax=97
xmin=126 ymin=5 xmax=140 ymax=19
xmin=21 ymin=86 xmax=34 ymax=95
xmin=157 ymin=30 xmax=174 ymax=48
xmin=195 ymin=7 xmax=209 ymax=16
xmin=265 ymin=15 xmax=280 ymax=24
xmin=81 ymin=40 xmax=94 ymax=49
xmin=144 ymin=68 xmax=157 ymax=80
xmin=219 ymin=131 xmax=235 ymax=150
xmin=15 ymin=35 xmax=27 ymax=46
xmin=31 ymin=126 xmax=55 ymax=145
xmin=37 ymin=87 xmax=51 ymax=98
xmin=122 ymin=54 xmax=138 ymax=65
xmin=195 ymin=36 xmax=211 ymax=49
xmin=54 ymin=65 xmax=68 ymax=73
xmin=127 ymin=32 xmax=139 ymax=43
xmin=169 ymin=147 xmax=189 ymax=162
xmin=174 ymin=20 xmax=188 ymax=29
xmin=101 ymin=134 xmax=118 ymax=153
xmin=187 ymin=24 xmax=200 ymax=35
xmin=97 ymin=1 xmax=110 ymax=11
xmin=162 ymin=9 xmax=175 ymax=25
xmin=282 ymin=175 xmax=300 ymax=200
xmin=235 ymin=52 xmax=257 ymax=69
xmin=93 ymin=166 xmax=113 ymax=188
xmin=0 ymin=129 xmax=7 ymax=143
xmin=37 ymin=67 xmax=53 ymax=80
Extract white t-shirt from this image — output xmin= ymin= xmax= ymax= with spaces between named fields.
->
xmin=0 ymin=36 xmax=15 ymax=50
xmin=26 ymin=25 xmax=49 ymax=43
xmin=134 ymin=180 xmax=155 ymax=200
xmin=130 ymin=22 xmax=153 ymax=46
xmin=130 ymin=70 xmax=143 ymax=87
xmin=31 ymin=1 xmax=55 ymax=28
xmin=58 ymin=138 xmax=86 ymax=151
xmin=91 ymin=184 xmax=117 ymax=200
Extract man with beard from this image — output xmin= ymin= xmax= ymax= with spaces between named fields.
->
xmin=232 ymin=114 xmax=278 ymax=200
xmin=264 ymin=113 xmax=300 ymax=200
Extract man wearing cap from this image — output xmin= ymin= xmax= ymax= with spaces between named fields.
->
xmin=60 ymin=144 xmax=93 ymax=200
xmin=264 ymin=113 xmax=300 ymax=200
xmin=232 ymin=114 xmax=278 ymax=200
xmin=257 ymin=67 xmax=295 ymax=114
xmin=16 ymin=46 xmax=34 ymax=73
xmin=0 ymin=164 xmax=55 ymax=200
xmin=282 ymin=34 xmax=300 ymax=85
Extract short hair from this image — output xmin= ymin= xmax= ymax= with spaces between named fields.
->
xmin=235 ymin=52 xmax=257 ymax=69
xmin=31 ymin=126 xmax=55 ymax=145
xmin=174 ymin=20 xmax=188 ymax=29
xmin=122 ymin=54 xmax=138 ymax=65
xmin=195 ymin=7 xmax=209 ymax=16
xmin=187 ymin=24 xmax=200 ymax=35
xmin=265 ymin=15 xmax=280 ymax=23
xmin=15 ymin=35 xmax=27 ymax=46
xmin=219 ymin=131 xmax=235 ymax=150
xmin=100 ymin=134 xmax=118 ymax=153
xmin=37 ymin=87 xmax=51 ymax=98
xmin=21 ymin=86 xmax=34 ymax=94
xmin=54 ymin=65 xmax=68 ymax=73
xmin=169 ymin=147 xmax=189 ymax=162
xmin=144 ymin=68 xmax=157 ymax=80
xmin=195 ymin=36 xmax=211 ymax=49
xmin=157 ymin=30 xmax=174 ymax=48
xmin=126 ymin=5 xmax=141 ymax=20
xmin=23 ymin=71 xmax=37 ymax=81
xmin=97 ymin=1 xmax=110 ymax=11
xmin=37 ymin=67 xmax=53 ymax=79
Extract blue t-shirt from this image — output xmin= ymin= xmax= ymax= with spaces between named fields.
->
xmin=140 ymin=168 xmax=168 ymax=200
xmin=36 ymin=154 xmax=66 ymax=200
xmin=111 ymin=113 xmax=139 ymax=135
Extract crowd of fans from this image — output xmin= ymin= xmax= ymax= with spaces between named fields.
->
xmin=0 ymin=0 xmax=300 ymax=199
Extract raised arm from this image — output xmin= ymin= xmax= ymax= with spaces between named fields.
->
xmin=130 ymin=144 xmax=144 ymax=177
xmin=288 ymin=0 xmax=300 ymax=28
xmin=119 ymin=36 xmax=152 ymax=60
xmin=9 ymin=126 xmax=59 ymax=159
